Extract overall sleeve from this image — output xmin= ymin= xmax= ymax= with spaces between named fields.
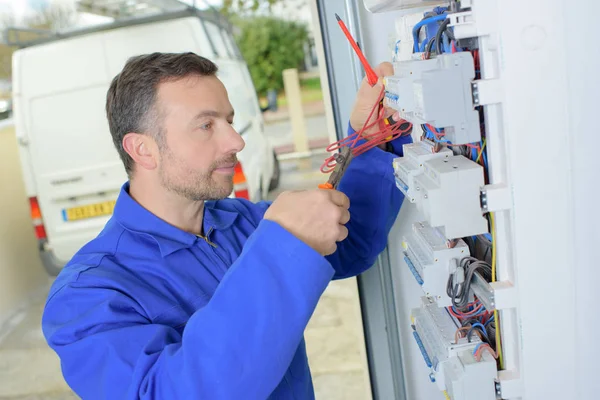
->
xmin=246 ymin=123 xmax=413 ymax=279
xmin=326 ymin=124 xmax=413 ymax=279
xmin=42 ymin=220 xmax=333 ymax=400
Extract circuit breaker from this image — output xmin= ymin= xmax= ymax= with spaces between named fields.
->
xmin=393 ymin=140 xmax=452 ymax=203
xmin=384 ymin=53 xmax=480 ymax=144
xmin=414 ymin=155 xmax=487 ymax=239
xmin=402 ymin=221 xmax=469 ymax=306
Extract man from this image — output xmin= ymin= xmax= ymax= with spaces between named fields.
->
xmin=42 ymin=52 xmax=411 ymax=399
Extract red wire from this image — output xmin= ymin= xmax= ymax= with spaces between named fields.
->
xmin=321 ymin=86 xmax=412 ymax=173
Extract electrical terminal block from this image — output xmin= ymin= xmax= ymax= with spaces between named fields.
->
xmin=402 ymin=221 xmax=469 ymax=306
xmin=410 ymin=297 xmax=497 ymax=400
xmin=413 ymin=155 xmax=488 ymax=239
xmin=392 ymin=140 xmax=452 ymax=203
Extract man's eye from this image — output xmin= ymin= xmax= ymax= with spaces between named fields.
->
xmin=200 ymin=122 xmax=212 ymax=130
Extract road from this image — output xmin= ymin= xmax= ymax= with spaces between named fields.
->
xmin=264 ymin=114 xmax=329 ymax=149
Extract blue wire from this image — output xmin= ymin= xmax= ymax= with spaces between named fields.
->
xmin=484 ymin=315 xmax=495 ymax=327
xmin=412 ymin=14 xmax=448 ymax=52
xmin=470 ymin=322 xmax=486 ymax=333
xmin=472 ymin=342 xmax=484 ymax=355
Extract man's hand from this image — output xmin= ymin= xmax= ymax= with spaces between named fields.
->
xmin=264 ymin=189 xmax=350 ymax=256
xmin=349 ymin=62 xmax=395 ymax=137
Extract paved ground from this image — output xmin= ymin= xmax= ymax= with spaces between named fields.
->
xmin=0 ymin=153 xmax=371 ymax=400
xmin=265 ymin=113 xmax=331 ymax=155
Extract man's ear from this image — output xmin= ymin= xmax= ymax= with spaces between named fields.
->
xmin=122 ymin=133 xmax=158 ymax=171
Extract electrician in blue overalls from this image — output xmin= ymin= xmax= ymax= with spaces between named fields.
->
xmin=42 ymin=52 xmax=412 ymax=399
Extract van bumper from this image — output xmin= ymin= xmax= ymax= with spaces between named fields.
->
xmin=38 ymin=240 xmax=66 ymax=276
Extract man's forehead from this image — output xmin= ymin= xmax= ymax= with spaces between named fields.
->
xmin=157 ymin=74 xmax=231 ymax=110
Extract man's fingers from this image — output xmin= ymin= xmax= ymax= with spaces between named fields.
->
xmin=328 ymin=190 xmax=350 ymax=209
xmin=374 ymin=61 xmax=394 ymax=78
xmin=337 ymin=225 xmax=349 ymax=242
xmin=339 ymin=208 xmax=350 ymax=225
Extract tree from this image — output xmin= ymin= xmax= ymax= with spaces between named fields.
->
xmin=220 ymin=0 xmax=281 ymax=14
xmin=0 ymin=4 xmax=77 ymax=80
xmin=23 ymin=3 xmax=78 ymax=31
xmin=234 ymin=16 xmax=308 ymax=95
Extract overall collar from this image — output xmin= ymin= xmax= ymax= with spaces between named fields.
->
xmin=113 ymin=182 xmax=238 ymax=256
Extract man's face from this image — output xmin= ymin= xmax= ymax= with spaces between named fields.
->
xmin=155 ymin=75 xmax=245 ymax=201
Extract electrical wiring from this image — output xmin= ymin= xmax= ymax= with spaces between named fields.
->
xmin=476 ymin=138 xmax=486 ymax=163
xmin=489 ymin=212 xmax=505 ymax=369
xmin=321 ymin=85 xmax=412 ymax=173
xmin=466 ymin=323 xmax=489 ymax=343
xmin=435 ymin=19 xmax=451 ymax=55
xmin=412 ymin=14 xmax=448 ymax=52
xmin=446 ymin=257 xmax=492 ymax=310
xmin=473 ymin=343 xmax=498 ymax=362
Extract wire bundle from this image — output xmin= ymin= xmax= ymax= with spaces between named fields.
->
xmin=446 ymin=257 xmax=492 ymax=310
xmin=321 ymin=86 xmax=412 ymax=173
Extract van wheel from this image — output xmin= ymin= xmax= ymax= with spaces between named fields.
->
xmin=268 ymin=151 xmax=280 ymax=191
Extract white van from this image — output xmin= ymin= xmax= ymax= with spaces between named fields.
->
xmin=12 ymin=9 xmax=280 ymax=275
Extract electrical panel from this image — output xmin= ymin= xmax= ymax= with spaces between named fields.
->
xmin=322 ymin=0 xmax=594 ymax=397
xmin=380 ymin=4 xmax=503 ymax=400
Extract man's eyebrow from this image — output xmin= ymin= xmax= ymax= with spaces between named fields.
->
xmin=192 ymin=109 xmax=235 ymax=121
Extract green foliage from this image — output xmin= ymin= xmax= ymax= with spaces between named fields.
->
xmin=234 ymin=16 xmax=308 ymax=96
xmin=221 ymin=0 xmax=281 ymax=14
xmin=301 ymin=77 xmax=321 ymax=91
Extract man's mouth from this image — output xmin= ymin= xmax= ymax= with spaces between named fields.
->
xmin=213 ymin=160 xmax=237 ymax=174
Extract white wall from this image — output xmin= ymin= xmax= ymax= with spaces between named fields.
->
xmin=0 ymin=120 xmax=47 ymax=328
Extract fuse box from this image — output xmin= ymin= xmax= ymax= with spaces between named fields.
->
xmin=414 ymin=155 xmax=487 ymax=239
xmin=402 ymin=221 xmax=469 ymax=306
xmin=393 ymin=140 xmax=452 ymax=203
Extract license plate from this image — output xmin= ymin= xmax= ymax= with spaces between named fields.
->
xmin=62 ymin=200 xmax=116 ymax=221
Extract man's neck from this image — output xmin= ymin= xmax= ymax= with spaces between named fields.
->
xmin=129 ymin=178 xmax=205 ymax=236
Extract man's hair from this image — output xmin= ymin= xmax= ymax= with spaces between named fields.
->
xmin=105 ymin=52 xmax=218 ymax=175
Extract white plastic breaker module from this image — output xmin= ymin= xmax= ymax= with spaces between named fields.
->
xmin=414 ymin=155 xmax=487 ymax=239
xmin=384 ymin=53 xmax=480 ymax=144
xmin=402 ymin=221 xmax=469 ymax=306
xmin=393 ymin=140 xmax=452 ymax=204
xmin=411 ymin=297 xmax=497 ymax=400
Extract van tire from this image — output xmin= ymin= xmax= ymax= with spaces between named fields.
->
xmin=39 ymin=241 xmax=65 ymax=276
xmin=268 ymin=151 xmax=280 ymax=191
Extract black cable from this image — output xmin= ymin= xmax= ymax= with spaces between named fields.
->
xmin=446 ymin=257 xmax=492 ymax=310
xmin=467 ymin=325 xmax=489 ymax=343
xmin=425 ymin=37 xmax=436 ymax=56
xmin=435 ymin=19 xmax=451 ymax=55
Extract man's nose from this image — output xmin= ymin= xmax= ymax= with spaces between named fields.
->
xmin=223 ymin=122 xmax=246 ymax=153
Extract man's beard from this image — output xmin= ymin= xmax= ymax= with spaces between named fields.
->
xmin=158 ymin=147 xmax=237 ymax=201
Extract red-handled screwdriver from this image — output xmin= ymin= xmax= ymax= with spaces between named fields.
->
xmin=335 ymin=13 xmax=379 ymax=87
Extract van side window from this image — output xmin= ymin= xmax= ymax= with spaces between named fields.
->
xmin=221 ymin=29 xmax=239 ymax=59
xmin=204 ymin=22 xmax=229 ymax=59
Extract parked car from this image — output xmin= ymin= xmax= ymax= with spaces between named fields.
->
xmin=12 ymin=9 xmax=280 ymax=276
